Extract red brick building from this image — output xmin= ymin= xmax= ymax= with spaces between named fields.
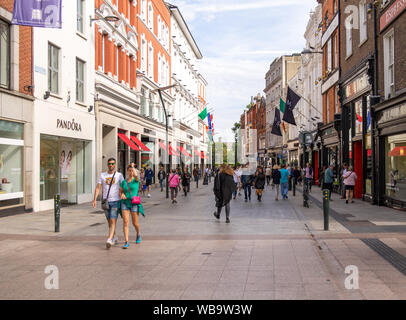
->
xmin=0 ymin=1 xmax=34 ymax=213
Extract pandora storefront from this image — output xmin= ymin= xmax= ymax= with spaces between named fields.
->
xmin=33 ymin=104 xmax=95 ymax=212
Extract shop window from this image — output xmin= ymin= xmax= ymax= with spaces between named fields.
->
xmin=77 ymin=0 xmax=84 ymax=34
xmin=40 ymin=135 xmax=92 ymax=203
xmin=0 ymin=19 xmax=10 ymax=89
xmin=0 ymin=120 xmax=24 ymax=208
xmin=48 ymin=43 xmax=60 ymax=94
xmin=385 ymin=134 xmax=406 ymax=201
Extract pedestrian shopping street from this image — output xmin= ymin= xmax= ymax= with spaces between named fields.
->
xmin=0 ymin=181 xmax=406 ymax=300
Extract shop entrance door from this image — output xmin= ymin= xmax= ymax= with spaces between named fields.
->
xmin=353 ymin=141 xmax=363 ymax=199
xmin=313 ymin=151 xmax=319 ymax=185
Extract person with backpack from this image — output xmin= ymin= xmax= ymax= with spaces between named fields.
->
xmin=343 ymin=166 xmax=357 ymax=204
xmin=92 ymin=158 xmax=124 ymax=249
xmin=168 ymin=169 xmax=180 ymax=204
xmin=119 ymin=165 xmax=145 ymax=249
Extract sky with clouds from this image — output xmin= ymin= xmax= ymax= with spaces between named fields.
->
xmin=168 ymin=0 xmax=318 ymax=142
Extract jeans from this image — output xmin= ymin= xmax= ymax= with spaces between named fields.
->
xmin=104 ymin=201 xmax=120 ymax=220
xmin=195 ymin=176 xmax=199 ymax=188
xmin=233 ymin=183 xmax=238 ymax=198
xmin=304 ymin=178 xmax=312 ymax=192
xmin=266 ymin=176 xmax=271 ymax=185
xmin=217 ymin=202 xmax=230 ymax=218
xmin=281 ymin=182 xmax=289 ymax=198
xmin=243 ymin=184 xmax=252 ymax=200
xmin=159 ymin=179 xmax=164 ymax=191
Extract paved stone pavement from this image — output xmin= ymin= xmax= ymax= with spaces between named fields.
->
xmin=0 ymin=181 xmax=406 ymax=300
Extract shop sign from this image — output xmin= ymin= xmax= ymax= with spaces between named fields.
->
xmin=144 ymin=128 xmax=156 ymax=136
xmin=380 ymin=0 xmax=406 ymax=32
xmin=379 ymin=102 xmax=406 ymax=124
xmin=344 ymin=73 xmax=369 ymax=101
xmin=56 ymin=119 xmax=82 ymax=132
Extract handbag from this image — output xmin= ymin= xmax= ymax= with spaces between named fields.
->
xmin=126 ymin=180 xmax=141 ymax=205
xmin=101 ymin=172 xmax=116 ymax=210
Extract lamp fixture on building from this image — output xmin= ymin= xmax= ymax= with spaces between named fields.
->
xmin=89 ymin=14 xmax=119 ymax=26
xmin=301 ymin=48 xmax=323 ymax=55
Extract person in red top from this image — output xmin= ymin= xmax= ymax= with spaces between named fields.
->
xmin=168 ymin=169 xmax=180 ymax=204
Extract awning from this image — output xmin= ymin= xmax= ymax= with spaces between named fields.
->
xmin=118 ymin=133 xmax=140 ymax=151
xmin=130 ymin=135 xmax=151 ymax=152
xmin=177 ymin=146 xmax=192 ymax=157
xmin=158 ymin=141 xmax=180 ymax=156
xmin=389 ymin=146 xmax=406 ymax=157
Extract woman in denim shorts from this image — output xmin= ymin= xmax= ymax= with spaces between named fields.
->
xmin=120 ymin=166 xmax=145 ymax=249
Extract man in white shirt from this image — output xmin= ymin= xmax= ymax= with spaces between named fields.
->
xmin=93 ymin=158 xmax=124 ymax=249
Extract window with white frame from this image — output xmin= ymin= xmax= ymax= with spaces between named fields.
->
xmin=76 ymin=58 xmax=85 ymax=102
xmin=141 ymin=0 xmax=147 ymax=21
xmin=148 ymin=42 xmax=153 ymax=79
xmin=384 ymin=29 xmax=395 ymax=99
xmin=346 ymin=22 xmax=352 ymax=57
xmin=158 ymin=53 xmax=161 ymax=86
xmin=0 ymin=19 xmax=10 ymax=89
xmin=327 ymin=38 xmax=332 ymax=71
xmin=148 ymin=2 xmax=153 ymax=30
xmin=141 ymin=35 xmax=147 ymax=73
xmin=48 ymin=43 xmax=59 ymax=94
xmin=77 ymin=0 xmax=84 ymax=33
xmin=359 ymin=0 xmax=367 ymax=44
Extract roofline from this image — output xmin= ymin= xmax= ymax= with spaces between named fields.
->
xmin=166 ymin=2 xmax=203 ymax=59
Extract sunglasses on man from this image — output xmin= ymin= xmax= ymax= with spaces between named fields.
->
xmin=108 ymin=162 xmax=116 ymax=166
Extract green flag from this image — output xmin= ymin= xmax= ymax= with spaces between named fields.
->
xmin=198 ymin=108 xmax=208 ymax=121
xmin=280 ymin=98 xmax=286 ymax=113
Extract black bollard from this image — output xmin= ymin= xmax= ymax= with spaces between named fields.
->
xmin=323 ymin=189 xmax=330 ymax=231
xmin=54 ymin=194 xmax=61 ymax=233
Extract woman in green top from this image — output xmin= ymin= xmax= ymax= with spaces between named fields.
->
xmin=120 ymin=165 xmax=145 ymax=249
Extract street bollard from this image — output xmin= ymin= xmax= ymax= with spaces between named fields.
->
xmin=323 ymin=189 xmax=330 ymax=231
xmin=54 ymin=194 xmax=61 ymax=233
xmin=293 ymin=177 xmax=296 ymax=196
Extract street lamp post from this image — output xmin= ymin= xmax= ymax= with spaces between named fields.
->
xmin=153 ymin=84 xmax=178 ymax=199
xmin=299 ymin=131 xmax=313 ymax=208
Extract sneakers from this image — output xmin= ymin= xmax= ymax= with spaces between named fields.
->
xmin=136 ymin=235 xmax=142 ymax=244
xmin=112 ymin=236 xmax=118 ymax=245
xmin=106 ymin=238 xmax=113 ymax=249
xmin=226 ymin=218 xmax=230 ymax=223
xmin=346 ymin=200 xmax=348 ymax=204
xmin=122 ymin=242 xmax=130 ymax=249
xmin=213 ymin=211 xmax=220 ymax=219
xmin=148 ymin=194 xmax=151 ymax=198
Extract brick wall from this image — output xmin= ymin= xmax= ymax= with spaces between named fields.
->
xmin=0 ymin=0 xmax=33 ymax=96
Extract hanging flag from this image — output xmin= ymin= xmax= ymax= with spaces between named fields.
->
xmin=356 ymin=113 xmax=362 ymax=123
xmin=208 ymin=112 xmax=213 ymax=131
xmin=282 ymin=87 xmax=301 ymax=126
xmin=271 ymin=108 xmax=282 ymax=136
xmin=280 ymin=98 xmax=286 ymax=113
xmin=198 ymin=108 xmax=208 ymax=121
xmin=12 ymin=0 xmax=62 ymax=28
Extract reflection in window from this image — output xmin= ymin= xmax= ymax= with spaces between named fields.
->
xmin=385 ymin=134 xmax=406 ymax=201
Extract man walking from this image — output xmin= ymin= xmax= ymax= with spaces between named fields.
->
xmin=305 ymin=162 xmax=314 ymax=193
xmin=158 ymin=166 xmax=166 ymax=192
xmin=145 ymin=165 xmax=154 ymax=198
xmin=92 ymin=158 xmax=124 ymax=248
xmin=341 ymin=162 xmax=348 ymax=199
xmin=193 ymin=166 xmax=199 ymax=188
xmin=265 ymin=166 xmax=272 ymax=186
xmin=241 ymin=163 xmax=253 ymax=202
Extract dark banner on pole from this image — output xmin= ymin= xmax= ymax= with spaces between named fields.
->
xmin=282 ymin=86 xmax=301 ymax=126
xmin=271 ymin=108 xmax=282 ymax=136
xmin=11 ymin=0 xmax=62 ymax=28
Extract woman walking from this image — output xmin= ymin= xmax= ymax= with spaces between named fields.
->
xmin=213 ymin=164 xmax=236 ymax=223
xmin=271 ymin=164 xmax=281 ymax=201
xmin=343 ymin=166 xmax=357 ymax=204
xmin=169 ymin=169 xmax=180 ymax=204
xmin=254 ymin=167 xmax=266 ymax=202
xmin=181 ymin=168 xmax=191 ymax=197
xmin=119 ymin=165 xmax=145 ymax=249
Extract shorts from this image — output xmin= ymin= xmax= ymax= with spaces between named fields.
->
xmin=146 ymin=179 xmax=152 ymax=186
xmin=121 ymin=202 xmax=139 ymax=213
xmin=104 ymin=201 xmax=119 ymax=220
xmin=345 ymin=185 xmax=355 ymax=191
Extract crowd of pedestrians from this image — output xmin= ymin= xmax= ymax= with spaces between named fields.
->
xmin=92 ymin=157 xmax=358 ymax=249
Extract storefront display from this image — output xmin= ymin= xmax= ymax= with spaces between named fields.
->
xmin=40 ymin=134 xmax=91 ymax=205
xmin=385 ymin=133 xmax=406 ymax=201
xmin=0 ymin=120 xmax=24 ymax=208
